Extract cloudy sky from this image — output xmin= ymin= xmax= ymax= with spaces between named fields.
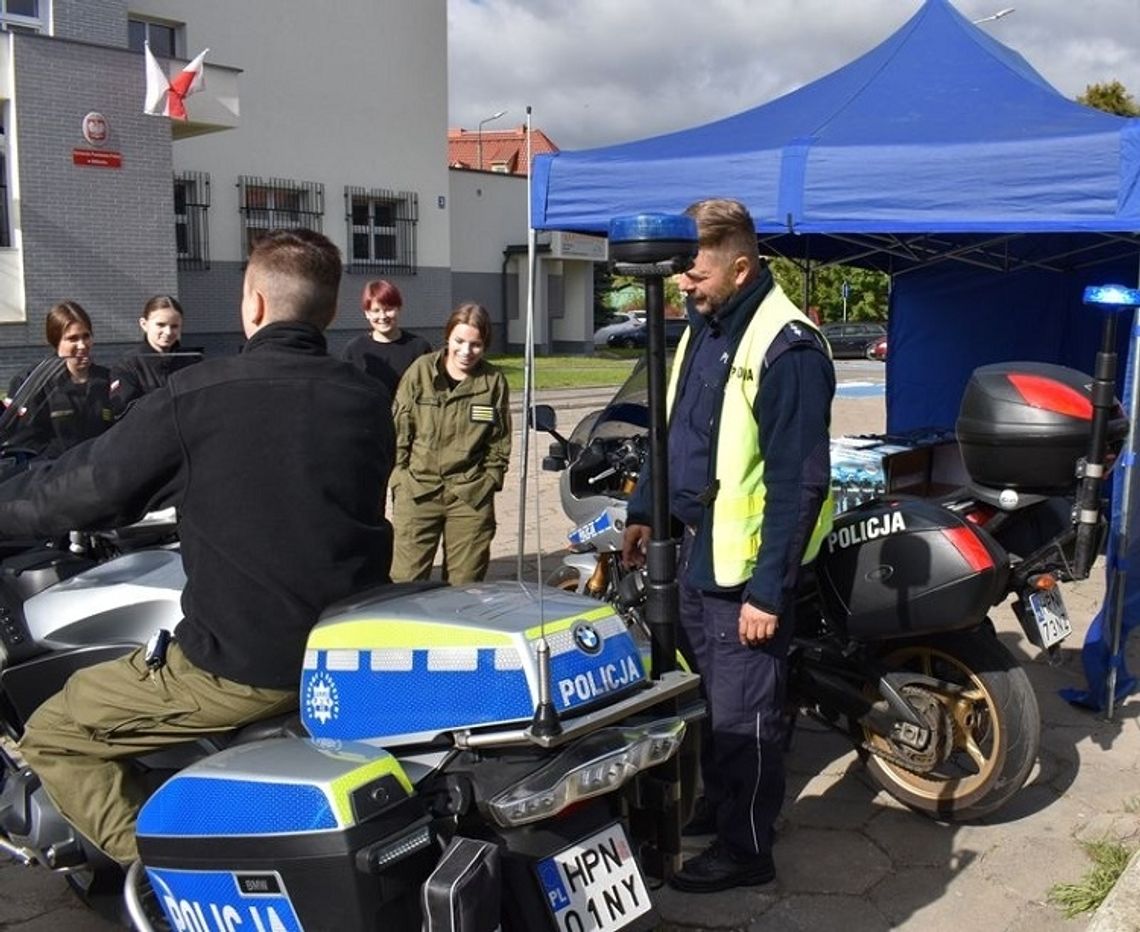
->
xmin=447 ymin=0 xmax=1140 ymax=151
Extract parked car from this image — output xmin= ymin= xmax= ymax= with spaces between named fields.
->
xmin=607 ymin=316 xmax=689 ymax=349
xmin=820 ymin=321 xmax=887 ymax=359
xmin=593 ymin=310 xmax=646 ymax=347
xmin=865 ymin=336 xmax=887 ymax=361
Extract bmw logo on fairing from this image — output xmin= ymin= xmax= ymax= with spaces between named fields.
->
xmin=572 ymin=622 xmax=603 ymax=655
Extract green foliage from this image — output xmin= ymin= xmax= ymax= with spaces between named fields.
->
xmin=770 ymin=259 xmax=890 ymax=324
xmin=1077 ymin=80 xmax=1140 ymax=116
xmin=490 ymin=354 xmax=636 ymax=391
xmin=1048 ymin=839 xmax=1134 ymax=918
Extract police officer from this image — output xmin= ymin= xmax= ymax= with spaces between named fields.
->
xmin=0 ymin=229 xmax=394 ymax=867
xmin=621 ymin=198 xmax=834 ymax=892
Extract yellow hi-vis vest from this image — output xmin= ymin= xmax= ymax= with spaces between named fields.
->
xmin=666 ymin=288 xmax=835 ymax=588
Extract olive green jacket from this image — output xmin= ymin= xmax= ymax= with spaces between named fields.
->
xmin=392 ymin=350 xmax=512 ymax=509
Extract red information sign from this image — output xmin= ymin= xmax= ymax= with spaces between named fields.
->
xmin=73 ymin=148 xmax=122 ymax=168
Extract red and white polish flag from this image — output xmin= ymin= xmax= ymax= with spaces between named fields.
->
xmin=143 ymin=42 xmax=209 ymax=121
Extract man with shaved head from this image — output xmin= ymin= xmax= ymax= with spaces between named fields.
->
xmin=0 ymin=229 xmax=395 ymax=868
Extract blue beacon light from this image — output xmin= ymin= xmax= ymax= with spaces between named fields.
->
xmin=1083 ymin=285 xmax=1140 ymax=309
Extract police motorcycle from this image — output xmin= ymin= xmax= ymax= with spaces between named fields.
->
xmin=538 ymin=279 xmax=1134 ymax=822
xmin=0 ymin=341 xmax=701 ymax=924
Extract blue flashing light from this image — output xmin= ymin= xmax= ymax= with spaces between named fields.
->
xmin=609 ymin=213 xmax=696 ymax=246
xmin=1083 ymin=284 xmax=1140 ymax=309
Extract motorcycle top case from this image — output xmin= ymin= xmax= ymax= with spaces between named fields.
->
xmin=299 ymin=581 xmax=647 ymax=746
xmin=816 ymin=498 xmax=1009 ymax=640
xmin=956 ymin=361 xmax=1128 ymax=493
xmin=137 ymin=737 xmax=436 ymax=931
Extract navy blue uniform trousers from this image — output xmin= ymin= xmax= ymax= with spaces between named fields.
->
xmin=678 ymin=530 xmax=794 ymax=857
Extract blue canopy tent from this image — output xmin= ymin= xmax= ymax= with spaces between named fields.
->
xmin=531 ymin=0 xmax=1140 ymax=427
xmin=530 ymin=0 xmax=1140 ymax=709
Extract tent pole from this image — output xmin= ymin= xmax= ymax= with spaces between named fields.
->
xmin=1105 ymin=265 xmax=1140 ymax=719
xmin=1105 ymin=304 xmax=1140 ymax=720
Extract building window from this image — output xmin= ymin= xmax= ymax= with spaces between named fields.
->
xmin=0 ymin=0 xmax=45 ymax=34
xmin=127 ymin=16 xmax=181 ymax=58
xmin=174 ymin=171 xmax=210 ymax=269
xmin=344 ymin=187 xmax=418 ymax=274
xmin=238 ymin=176 xmax=324 ymax=259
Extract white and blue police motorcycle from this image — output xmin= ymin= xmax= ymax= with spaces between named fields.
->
xmin=0 ymin=356 xmax=702 ymax=931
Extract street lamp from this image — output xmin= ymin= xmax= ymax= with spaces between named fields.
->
xmin=477 ymin=109 xmax=507 ymax=171
xmin=972 ymin=7 xmax=1015 ymax=24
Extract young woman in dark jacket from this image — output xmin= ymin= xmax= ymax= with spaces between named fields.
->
xmin=5 ymin=300 xmax=113 ymax=457
xmin=110 ymin=294 xmax=200 ymax=414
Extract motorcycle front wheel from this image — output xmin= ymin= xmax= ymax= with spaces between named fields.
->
xmin=860 ymin=625 xmax=1040 ymax=821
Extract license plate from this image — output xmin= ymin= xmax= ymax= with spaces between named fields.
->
xmin=146 ymin=867 xmax=304 ymax=932
xmin=536 ymin=823 xmax=652 ymax=931
xmin=569 ymin=510 xmax=613 ymax=547
xmin=1028 ymin=586 xmax=1072 ymax=648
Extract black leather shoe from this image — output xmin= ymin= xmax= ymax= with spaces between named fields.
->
xmin=669 ymin=841 xmax=775 ymax=893
xmin=682 ymin=795 xmax=717 ymax=836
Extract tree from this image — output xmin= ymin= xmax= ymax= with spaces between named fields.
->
xmin=1077 ymin=80 xmax=1140 ymax=117
xmin=770 ymin=259 xmax=889 ymax=324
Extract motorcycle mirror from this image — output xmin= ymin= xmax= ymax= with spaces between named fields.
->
xmin=528 ymin=404 xmax=558 ymax=434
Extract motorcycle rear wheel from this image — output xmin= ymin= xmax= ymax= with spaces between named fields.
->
xmin=860 ymin=626 xmax=1040 ymax=821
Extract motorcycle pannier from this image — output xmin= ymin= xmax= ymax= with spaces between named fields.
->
xmin=955 ymin=362 xmax=1127 ymax=493
xmin=816 ymin=498 xmax=1009 ymax=640
xmin=136 ymin=738 xmax=437 ymax=930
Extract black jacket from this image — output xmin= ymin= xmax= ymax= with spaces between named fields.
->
xmin=110 ymin=340 xmax=201 ymax=415
xmin=0 ymin=322 xmax=395 ymax=688
xmin=5 ymin=362 xmax=114 ymax=458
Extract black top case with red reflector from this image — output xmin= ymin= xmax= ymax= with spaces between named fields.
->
xmin=956 ymin=362 xmax=1128 ymax=494
xmin=816 ymin=497 xmax=1010 ymax=641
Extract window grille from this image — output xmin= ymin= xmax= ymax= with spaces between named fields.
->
xmin=174 ymin=171 xmax=210 ymax=269
xmin=238 ymin=176 xmax=324 ymax=259
xmin=344 ymin=187 xmax=418 ymax=274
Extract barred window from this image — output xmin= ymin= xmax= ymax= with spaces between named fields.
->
xmin=344 ymin=187 xmax=418 ymax=274
xmin=238 ymin=176 xmax=324 ymax=259
xmin=173 ymin=171 xmax=210 ymax=269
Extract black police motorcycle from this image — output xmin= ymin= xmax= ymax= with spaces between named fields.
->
xmin=537 ymin=302 xmax=1128 ymax=822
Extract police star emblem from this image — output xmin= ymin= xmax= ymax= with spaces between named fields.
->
xmin=305 ymin=672 xmax=340 ymax=725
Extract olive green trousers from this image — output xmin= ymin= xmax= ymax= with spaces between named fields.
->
xmin=391 ymin=485 xmax=496 ymax=585
xmin=19 ymin=642 xmax=296 ymax=864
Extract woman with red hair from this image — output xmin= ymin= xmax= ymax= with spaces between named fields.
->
xmin=341 ymin=279 xmax=432 ymax=398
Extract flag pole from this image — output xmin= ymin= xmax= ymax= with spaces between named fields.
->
xmin=516 ymin=105 xmax=537 ymax=582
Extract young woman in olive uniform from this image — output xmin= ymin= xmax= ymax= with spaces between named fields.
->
xmin=390 ymin=302 xmax=511 ymax=584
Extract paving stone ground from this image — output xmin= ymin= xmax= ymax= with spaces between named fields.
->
xmin=3 ymin=373 xmax=1137 ymax=930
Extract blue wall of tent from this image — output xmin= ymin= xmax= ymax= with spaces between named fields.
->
xmin=531 ymin=0 xmax=1140 ymax=708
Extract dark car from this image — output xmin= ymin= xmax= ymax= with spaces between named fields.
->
xmin=607 ymin=317 xmax=689 ymax=349
xmin=820 ymin=321 xmax=887 ymax=359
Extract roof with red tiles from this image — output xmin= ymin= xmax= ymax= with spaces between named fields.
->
xmin=447 ymin=125 xmax=559 ymax=176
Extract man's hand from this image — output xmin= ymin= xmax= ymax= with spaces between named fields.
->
xmin=621 ymin=523 xmax=651 ymax=568
xmin=739 ymin=601 xmax=779 ymax=647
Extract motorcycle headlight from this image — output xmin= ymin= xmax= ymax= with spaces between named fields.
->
xmin=487 ymin=718 xmax=685 ymax=828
